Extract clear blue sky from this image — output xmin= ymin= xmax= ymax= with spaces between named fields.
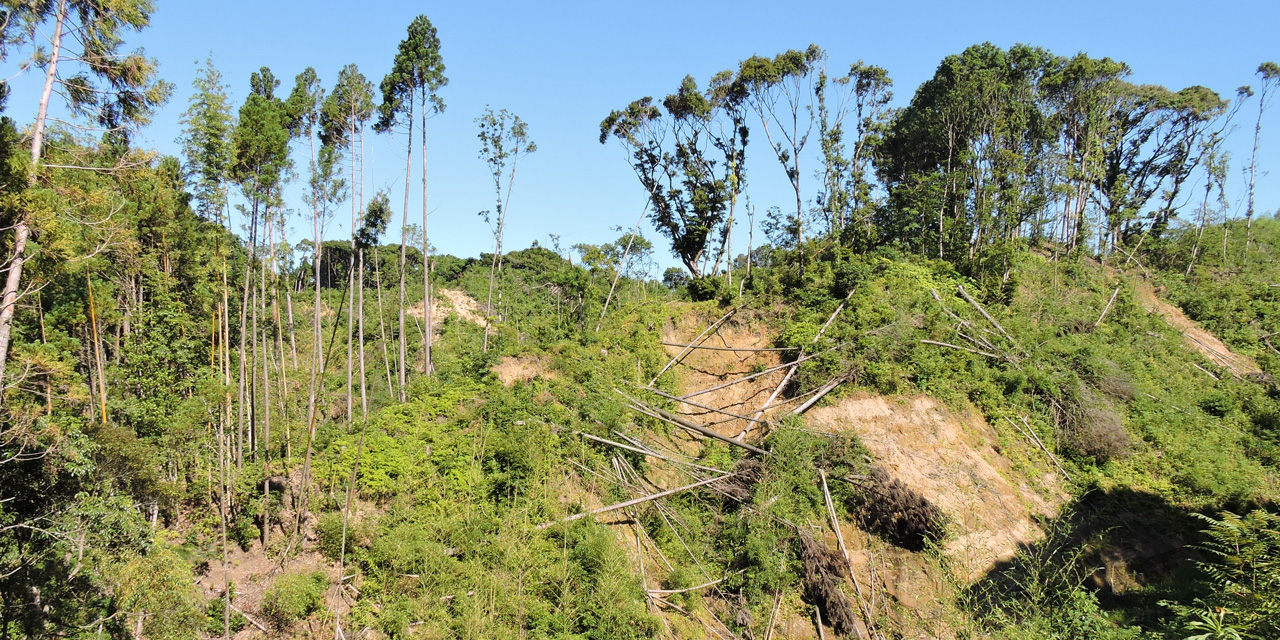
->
xmin=6 ymin=0 xmax=1279 ymax=272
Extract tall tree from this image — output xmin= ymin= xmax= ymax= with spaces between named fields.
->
xmin=231 ymin=67 xmax=290 ymax=546
xmin=476 ymin=107 xmax=535 ymax=352
xmin=288 ymin=68 xmax=347 ymax=530
xmin=376 ymin=14 xmax=447 ymax=396
xmin=602 ymin=74 xmax=748 ymax=281
xmin=176 ymin=56 xmax=236 ymax=639
xmin=1245 ymin=62 xmax=1280 ymax=252
xmin=322 ymin=64 xmax=373 ymax=424
xmin=738 ymin=45 xmax=823 ymax=251
xmin=0 ymin=0 xmax=171 ymax=389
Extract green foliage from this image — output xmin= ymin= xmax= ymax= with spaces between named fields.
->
xmin=112 ymin=543 xmax=206 ymax=640
xmin=1162 ymin=510 xmax=1280 ymax=639
xmin=261 ymin=571 xmax=329 ymax=631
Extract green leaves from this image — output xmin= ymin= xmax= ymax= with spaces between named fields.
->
xmin=320 ymin=64 xmax=374 ymax=150
xmin=375 ymin=14 xmax=448 ymax=133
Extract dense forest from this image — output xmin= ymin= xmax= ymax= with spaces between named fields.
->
xmin=0 ymin=2 xmax=1279 ymax=639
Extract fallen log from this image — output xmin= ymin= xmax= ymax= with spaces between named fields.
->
xmin=649 ymin=307 xmax=737 ymax=386
xmin=1094 ymin=287 xmax=1121 ymax=327
xmin=640 ymin=386 xmax=772 ymax=425
xmin=536 ymin=473 xmax=733 ymax=529
xmin=790 ymin=377 xmax=845 ymax=415
xmin=957 ymin=284 xmax=1023 ymax=354
xmin=617 ymin=390 xmax=771 ymax=456
xmin=660 ymin=341 xmax=799 ymax=352
xmin=920 ymin=339 xmax=1003 ymax=360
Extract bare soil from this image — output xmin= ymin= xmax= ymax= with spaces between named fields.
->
xmin=807 ymin=393 xmax=1066 ymax=581
xmin=1134 ymin=281 xmax=1262 ymax=377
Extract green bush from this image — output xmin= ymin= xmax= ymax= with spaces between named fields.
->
xmin=1163 ymin=510 xmax=1280 ymax=638
xmin=261 ymin=571 xmax=328 ymax=630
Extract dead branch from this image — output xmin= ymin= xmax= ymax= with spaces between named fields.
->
xmin=1003 ymin=416 xmax=1071 ymax=482
xmin=618 ymin=390 xmax=771 ymax=456
xmin=1190 ymin=362 xmax=1220 ymax=380
xmin=228 ymin=603 xmax=268 ymax=633
xmin=640 ymin=386 xmax=772 ymax=425
xmin=649 ymin=307 xmax=738 ymax=386
xmin=646 ymin=572 xmax=737 ymax=594
xmin=573 ymin=430 xmax=728 ymax=473
xmin=956 ymin=284 xmax=1023 ymax=355
xmin=820 ymin=469 xmax=879 ymax=640
xmin=790 ymin=377 xmax=845 ymax=415
xmin=1094 ymin=287 xmax=1121 ymax=327
xmin=536 ymin=473 xmax=734 ymax=529
xmin=920 ymin=340 xmax=1003 ymax=360
xmin=752 ymin=290 xmax=856 ymax=424
xmin=659 ymin=341 xmax=800 ymax=352
xmin=679 ymin=343 xmax=847 ymax=401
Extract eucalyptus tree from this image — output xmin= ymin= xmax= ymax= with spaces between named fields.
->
xmin=878 ymin=44 xmax=1060 ymax=265
xmin=704 ymin=70 xmax=750 ymax=285
xmin=738 ymin=45 xmax=823 ymax=250
xmin=376 ymin=14 xmax=446 ymax=397
xmin=814 ymin=61 xmax=891 ymax=248
xmin=0 ymin=0 xmax=172 ymax=389
xmin=476 ymin=107 xmax=535 ymax=351
xmin=231 ymin=67 xmax=292 ymax=551
xmin=1245 ymin=62 xmax=1279 ymax=251
xmin=1040 ymin=54 xmax=1129 ymax=250
xmin=287 ymin=68 xmax=347 ymax=530
xmin=177 ymin=57 xmax=236 ymax=639
xmin=322 ymin=64 xmax=373 ymax=423
xmin=602 ymin=74 xmax=748 ymax=283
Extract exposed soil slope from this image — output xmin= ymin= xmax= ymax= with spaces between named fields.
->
xmin=1134 ymin=282 xmax=1262 ymax=377
xmin=807 ymin=394 xmax=1066 ymax=580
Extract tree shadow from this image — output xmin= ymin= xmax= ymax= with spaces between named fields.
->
xmin=963 ymin=487 xmax=1204 ymax=628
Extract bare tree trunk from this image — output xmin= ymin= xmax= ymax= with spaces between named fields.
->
xmin=375 ymin=252 xmax=393 ymax=397
xmin=420 ymin=97 xmax=433 ymax=375
xmin=358 ymin=251 xmax=367 ymax=420
xmin=237 ymin=201 xmax=257 ymax=469
xmin=1245 ymin=80 xmax=1268 ymax=256
xmin=86 ymin=272 xmax=107 ymax=425
xmin=299 ymin=138 xmax=323 ymax=530
xmin=260 ymin=206 xmax=272 ymax=547
xmin=0 ymin=0 xmax=67 ymax=389
xmin=397 ymin=97 xmax=414 ymax=402
xmin=596 ymin=203 xmax=646 ymax=332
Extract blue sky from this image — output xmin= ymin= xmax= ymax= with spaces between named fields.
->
xmin=5 ymin=0 xmax=1279 ymax=272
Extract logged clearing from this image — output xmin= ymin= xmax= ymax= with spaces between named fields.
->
xmin=493 ymin=354 xmax=557 ymax=386
xmin=405 ymin=286 xmax=486 ymax=331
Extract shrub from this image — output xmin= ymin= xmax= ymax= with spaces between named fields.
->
xmin=261 ymin=571 xmax=328 ymax=631
xmin=1198 ymin=392 xmax=1236 ymax=418
xmin=317 ymin=510 xmax=371 ymax=562
xmin=1162 ymin=510 xmax=1280 ymax=639
xmin=1061 ymin=390 xmax=1130 ymax=462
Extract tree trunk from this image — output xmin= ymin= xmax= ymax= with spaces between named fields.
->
xmin=397 ymin=97 xmax=414 ymax=401
xmin=420 ymin=98 xmax=433 ymax=375
xmin=0 ymin=0 xmax=67 ymax=389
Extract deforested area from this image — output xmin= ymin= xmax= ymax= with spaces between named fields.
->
xmin=1 ymin=2 xmax=1279 ymax=638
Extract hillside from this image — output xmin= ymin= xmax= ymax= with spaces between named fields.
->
xmin=1 ymin=12 xmax=1279 ymax=639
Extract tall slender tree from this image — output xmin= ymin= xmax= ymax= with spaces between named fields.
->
xmin=476 ymin=108 xmax=535 ymax=351
xmin=376 ymin=15 xmax=446 ymax=393
xmin=322 ymin=64 xmax=373 ymax=424
xmin=738 ymin=45 xmax=823 ymax=251
xmin=288 ymin=68 xmax=346 ymax=529
xmin=1245 ymin=62 xmax=1279 ymax=252
xmin=177 ymin=57 xmax=236 ymax=640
